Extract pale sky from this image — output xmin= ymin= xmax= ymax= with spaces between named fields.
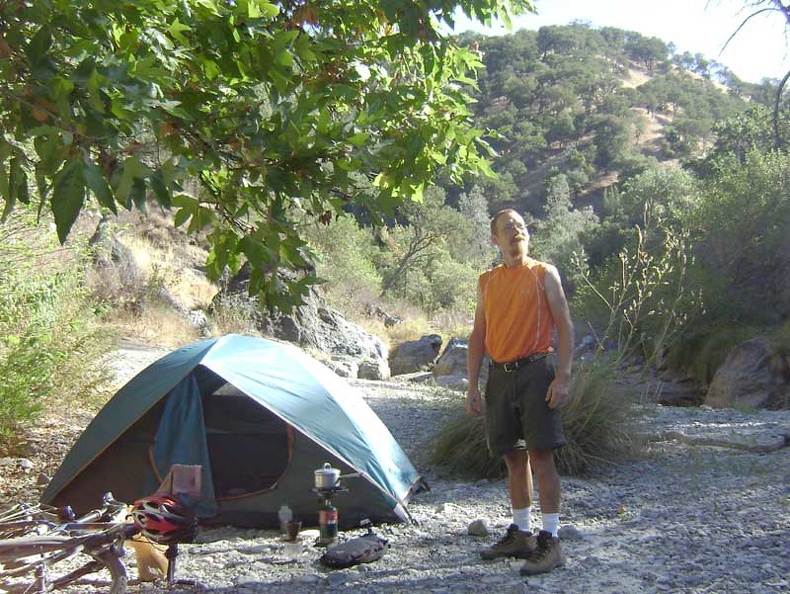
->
xmin=451 ymin=0 xmax=789 ymax=84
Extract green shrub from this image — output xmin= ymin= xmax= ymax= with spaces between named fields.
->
xmin=0 ymin=216 xmax=116 ymax=453
xmin=663 ymin=320 xmax=790 ymax=385
xmin=428 ymin=360 xmax=637 ymax=479
xmin=306 ymin=215 xmax=382 ymax=313
xmin=415 ymin=254 xmax=479 ymax=314
xmin=572 ymin=202 xmax=705 ymax=370
xmin=691 ymin=150 xmax=790 ymax=325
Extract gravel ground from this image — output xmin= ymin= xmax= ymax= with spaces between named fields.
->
xmin=2 ymin=350 xmax=790 ymax=594
xmin=153 ymin=386 xmax=790 ymax=594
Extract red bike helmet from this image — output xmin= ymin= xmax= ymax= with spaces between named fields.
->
xmin=130 ymin=493 xmax=197 ymax=544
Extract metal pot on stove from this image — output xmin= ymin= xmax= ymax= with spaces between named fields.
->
xmin=314 ymin=462 xmax=341 ymax=489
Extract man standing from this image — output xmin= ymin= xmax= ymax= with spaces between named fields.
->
xmin=466 ymin=208 xmax=574 ymax=576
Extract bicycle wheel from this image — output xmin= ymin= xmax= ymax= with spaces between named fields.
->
xmin=46 ymin=546 xmax=128 ymax=594
xmin=0 ymin=539 xmax=129 ymax=594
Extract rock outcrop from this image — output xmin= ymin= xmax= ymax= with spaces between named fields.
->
xmin=705 ymin=338 xmax=790 ymax=409
xmin=388 ymin=334 xmax=442 ymax=376
xmin=213 ymin=263 xmax=390 ymax=379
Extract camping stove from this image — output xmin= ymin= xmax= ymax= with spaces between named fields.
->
xmin=311 ymin=485 xmax=347 ymax=546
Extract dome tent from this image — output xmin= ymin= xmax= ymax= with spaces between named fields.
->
xmin=41 ymin=334 xmax=427 ymax=529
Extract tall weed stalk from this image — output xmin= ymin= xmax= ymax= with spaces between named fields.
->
xmin=573 ymin=201 xmax=703 ymax=367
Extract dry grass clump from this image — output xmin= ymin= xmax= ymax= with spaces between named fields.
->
xmin=554 ymin=360 xmax=636 ymax=475
xmin=428 ymin=413 xmax=506 ymax=479
xmin=108 ymin=301 xmax=203 ymax=348
xmin=208 ymin=293 xmax=263 ymax=337
xmin=429 ymin=359 xmax=638 ymax=479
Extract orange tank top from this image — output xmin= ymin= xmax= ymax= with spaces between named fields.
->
xmin=479 ymin=259 xmax=555 ymax=362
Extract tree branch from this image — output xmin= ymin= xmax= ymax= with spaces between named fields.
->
xmin=660 ymin=430 xmax=790 ymax=452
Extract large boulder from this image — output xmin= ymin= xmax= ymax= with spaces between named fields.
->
xmin=389 ymin=334 xmax=442 ymax=376
xmin=705 ymin=338 xmax=790 ymax=409
xmin=432 ymin=337 xmax=472 ymax=391
xmin=89 ymin=216 xmax=141 ymax=278
xmin=213 ymin=263 xmax=389 ymax=379
xmin=358 ymin=358 xmax=391 ymax=381
xmin=433 ymin=337 xmax=468 ymax=377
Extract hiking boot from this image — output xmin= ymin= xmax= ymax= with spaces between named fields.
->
xmin=519 ymin=530 xmax=565 ymax=575
xmin=479 ymin=524 xmax=535 ymax=560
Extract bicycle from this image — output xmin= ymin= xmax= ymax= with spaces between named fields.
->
xmin=0 ymin=491 xmax=138 ymax=593
xmin=0 ymin=501 xmax=64 ymax=540
xmin=0 ymin=490 xmax=200 ymax=594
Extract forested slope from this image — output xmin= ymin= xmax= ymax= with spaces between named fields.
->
xmin=445 ymin=23 xmax=774 ymax=216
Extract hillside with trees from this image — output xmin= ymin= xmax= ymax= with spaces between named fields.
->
xmin=313 ymin=21 xmax=790 ymax=386
xmin=454 ymin=24 xmax=767 ymax=212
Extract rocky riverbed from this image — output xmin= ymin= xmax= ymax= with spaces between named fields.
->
xmin=140 ymin=385 xmax=789 ymax=594
xmin=3 ymin=350 xmax=790 ymax=594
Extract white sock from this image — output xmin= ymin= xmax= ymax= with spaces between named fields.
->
xmin=512 ymin=507 xmax=532 ymax=532
xmin=542 ymin=513 xmax=560 ymax=537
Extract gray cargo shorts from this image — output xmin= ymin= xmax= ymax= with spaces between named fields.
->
xmin=483 ymin=353 xmax=566 ymax=456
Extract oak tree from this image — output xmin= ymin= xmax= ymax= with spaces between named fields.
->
xmin=0 ymin=0 xmax=533 ymax=310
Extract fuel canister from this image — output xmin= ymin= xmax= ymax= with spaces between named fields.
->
xmin=318 ymin=502 xmax=338 ymax=545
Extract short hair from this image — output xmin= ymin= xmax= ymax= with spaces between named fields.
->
xmin=490 ymin=208 xmax=521 ymax=235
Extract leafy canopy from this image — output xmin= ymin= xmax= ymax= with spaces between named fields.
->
xmin=0 ymin=0 xmax=534 ymax=310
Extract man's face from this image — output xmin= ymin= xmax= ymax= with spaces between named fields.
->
xmin=492 ymin=212 xmax=529 ymax=257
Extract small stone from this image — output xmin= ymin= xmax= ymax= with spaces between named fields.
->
xmin=234 ymin=573 xmax=258 ymax=585
xmin=326 ymin=572 xmax=350 ymax=586
xmin=468 ymin=518 xmax=489 ymax=537
xmin=509 ymin=581 xmax=531 ymax=593
xmin=558 ymin=524 xmax=581 ymax=540
xmin=296 ymin=574 xmax=322 ymax=584
xmin=437 ymin=502 xmax=462 ymax=514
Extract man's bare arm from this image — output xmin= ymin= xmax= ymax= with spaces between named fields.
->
xmin=544 ymin=265 xmax=574 ymax=408
xmin=466 ymin=283 xmax=487 ymax=416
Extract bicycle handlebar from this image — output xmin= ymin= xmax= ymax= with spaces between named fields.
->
xmin=69 ymin=492 xmax=128 ymax=525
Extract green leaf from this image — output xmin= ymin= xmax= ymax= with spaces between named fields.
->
xmin=149 ymin=169 xmax=171 ymax=208
xmin=83 ymin=160 xmax=116 ymax=212
xmin=34 ymin=134 xmax=67 ymax=177
xmin=254 ymin=1 xmax=280 ymax=18
xmin=346 ymin=132 xmax=369 ymax=146
xmin=190 ymin=204 xmax=215 ymax=233
xmin=51 ymin=160 xmax=86 ymax=244
xmin=9 ymin=157 xmax=29 ymax=207
xmin=114 ymin=155 xmax=150 ymax=209
xmin=272 ymin=30 xmax=299 ymax=49
xmin=168 ymin=18 xmax=191 ymax=45
xmin=172 ymin=193 xmax=198 ymax=228
xmin=130 ymin=178 xmax=147 ymax=210
xmin=205 ymin=228 xmax=242 ymax=279
xmin=274 ymin=50 xmax=293 ymax=67
xmin=25 ymin=27 xmax=52 ymax=64
xmin=294 ymin=35 xmax=317 ymax=62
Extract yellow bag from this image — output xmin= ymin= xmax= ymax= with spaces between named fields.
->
xmin=127 ymin=533 xmax=169 ymax=581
